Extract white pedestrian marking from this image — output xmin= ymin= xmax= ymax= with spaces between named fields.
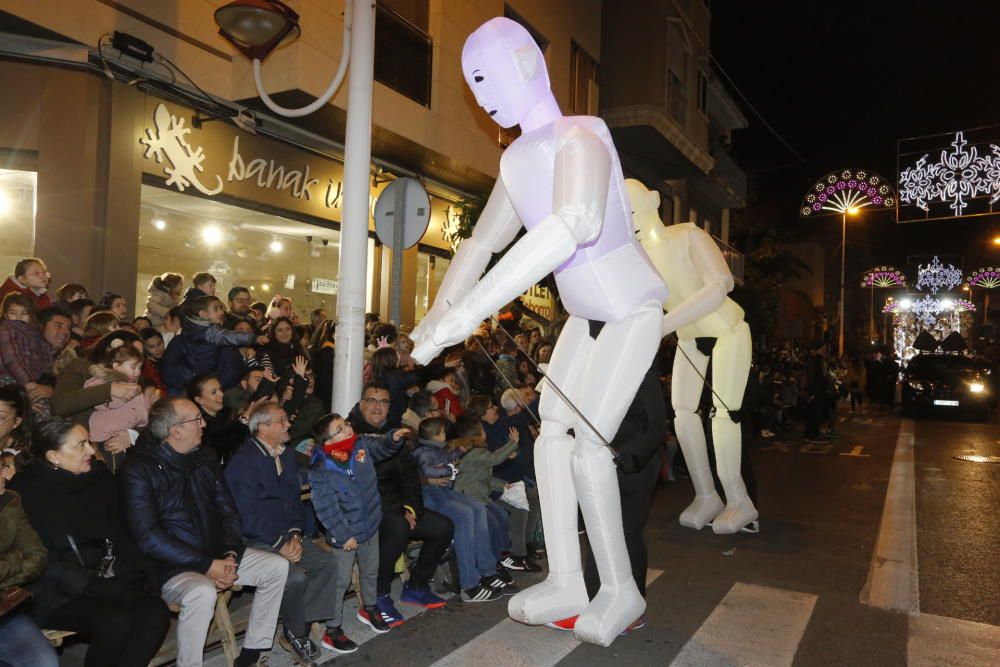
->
xmin=669 ymin=583 xmax=817 ymax=667
xmin=908 ymin=613 xmax=1000 ymax=666
xmin=860 ymin=419 xmax=919 ymax=613
xmin=840 ymin=445 xmax=870 ymax=457
xmin=428 ymin=569 xmax=664 ymax=667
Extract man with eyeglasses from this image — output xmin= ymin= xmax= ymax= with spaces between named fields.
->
xmin=347 ymin=382 xmax=455 ymax=625
xmin=225 ymin=402 xmax=338 ymax=666
xmin=120 ymin=397 xmax=289 ymax=667
xmin=0 ymin=257 xmax=53 ymax=311
xmin=224 ymin=287 xmax=259 ymax=333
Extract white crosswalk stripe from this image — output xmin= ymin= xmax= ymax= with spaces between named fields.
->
xmin=908 ymin=613 xmax=1000 ymax=666
xmin=669 ymin=583 xmax=817 ymax=667
xmin=428 ymin=569 xmax=664 ymax=667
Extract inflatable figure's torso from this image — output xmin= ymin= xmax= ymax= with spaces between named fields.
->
xmin=648 ymin=223 xmax=744 ymax=340
xmin=500 ymin=116 xmax=668 ymax=322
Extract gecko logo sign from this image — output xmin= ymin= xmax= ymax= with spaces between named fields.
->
xmin=140 ymin=104 xmax=223 ymax=195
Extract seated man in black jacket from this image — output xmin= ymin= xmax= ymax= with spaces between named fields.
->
xmin=119 ymin=397 xmax=289 ymax=667
xmin=348 ymin=382 xmax=454 ymax=627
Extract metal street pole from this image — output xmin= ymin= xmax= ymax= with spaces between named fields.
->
xmin=839 ymin=211 xmax=846 ymax=357
xmin=332 ymin=0 xmax=375 ymax=414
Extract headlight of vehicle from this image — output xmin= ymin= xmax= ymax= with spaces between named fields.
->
xmin=907 ymin=380 xmax=924 ymax=391
xmin=969 ymin=382 xmax=985 ymax=394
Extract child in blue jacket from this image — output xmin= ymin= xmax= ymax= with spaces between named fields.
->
xmin=161 ymin=295 xmax=267 ymax=394
xmin=308 ymin=414 xmax=410 ymax=651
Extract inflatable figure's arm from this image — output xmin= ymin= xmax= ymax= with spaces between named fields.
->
xmin=413 ymin=127 xmax=609 ymax=364
xmin=411 ymin=177 xmax=521 ymax=350
xmin=661 ymin=228 xmax=735 ymax=337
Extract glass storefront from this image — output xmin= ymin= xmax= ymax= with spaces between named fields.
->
xmin=414 ymin=252 xmax=450 ymax=324
xmin=0 ymin=169 xmax=36 ymax=276
xmin=137 ymin=184 xmax=374 ymax=320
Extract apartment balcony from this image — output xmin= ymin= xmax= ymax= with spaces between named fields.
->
xmin=602 ymin=104 xmax=714 ymax=183
xmin=689 ymin=146 xmax=747 ymax=211
xmin=715 ymin=235 xmax=745 ymax=285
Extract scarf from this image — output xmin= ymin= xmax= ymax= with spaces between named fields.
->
xmin=322 ymin=433 xmax=357 ymax=464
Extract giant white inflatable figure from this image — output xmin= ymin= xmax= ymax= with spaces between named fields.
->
xmin=411 ymin=18 xmax=668 ymax=645
xmin=626 ymin=179 xmax=757 ymax=534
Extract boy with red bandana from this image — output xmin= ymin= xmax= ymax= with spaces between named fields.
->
xmin=307 ymin=414 xmax=411 ymax=654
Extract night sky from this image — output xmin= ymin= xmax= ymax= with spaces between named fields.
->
xmin=712 ymin=1 xmax=1000 ymax=274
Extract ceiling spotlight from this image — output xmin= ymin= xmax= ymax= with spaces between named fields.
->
xmin=202 ymin=225 xmax=224 ymax=245
xmin=269 ymin=239 xmax=283 ymax=253
xmin=214 ymin=0 xmax=300 ymax=60
xmin=153 ymin=218 xmax=167 ymax=230
xmin=249 ymin=285 xmax=255 ymax=291
xmin=261 ymin=282 xmax=270 ymax=291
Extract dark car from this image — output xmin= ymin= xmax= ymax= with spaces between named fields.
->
xmin=901 ymin=353 xmax=992 ymax=421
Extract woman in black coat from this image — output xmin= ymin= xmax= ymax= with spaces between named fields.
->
xmin=10 ymin=418 xmax=170 ymax=667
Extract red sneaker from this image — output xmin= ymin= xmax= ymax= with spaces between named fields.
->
xmin=544 ymin=615 xmax=579 ymax=631
xmin=620 ymin=615 xmax=647 ymax=636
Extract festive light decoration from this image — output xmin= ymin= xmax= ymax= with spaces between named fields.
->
xmin=882 ymin=301 xmax=901 ymax=314
xmin=898 ymin=131 xmax=1000 ymax=216
xmin=966 ymin=267 xmax=1000 ymax=289
xmin=954 ymin=298 xmax=976 ymax=313
xmin=800 ymin=168 xmax=895 ymax=217
xmin=861 ymin=266 xmax=907 ymax=288
xmin=908 ymin=295 xmax=946 ymax=326
xmin=915 ymin=256 xmax=963 ymax=294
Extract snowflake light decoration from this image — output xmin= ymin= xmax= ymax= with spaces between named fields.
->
xmin=915 ymin=256 xmax=962 ymax=294
xmin=800 ymin=168 xmax=895 ymax=218
xmin=966 ymin=267 xmax=1000 ymax=289
xmin=898 ymin=131 xmax=1000 ymax=216
xmin=953 ymin=298 xmax=976 ymax=313
xmin=860 ymin=266 xmax=907 ymax=288
xmin=907 ymin=295 xmax=945 ymax=326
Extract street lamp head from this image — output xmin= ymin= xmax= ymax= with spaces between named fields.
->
xmin=215 ymin=0 xmax=300 ymax=60
xmin=992 ymin=235 xmax=1000 ymax=246
xmin=847 ymin=207 xmax=860 ymax=216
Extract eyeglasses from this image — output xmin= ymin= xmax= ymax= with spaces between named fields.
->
xmin=176 ymin=414 xmax=205 ymax=427
xmin=363 ymin=397 xmax=391 ymax=407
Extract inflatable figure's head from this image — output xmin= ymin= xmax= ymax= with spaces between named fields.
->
xmin=625 ymin=179 xmax=663 ymax=245
xmin=462 ymin=17 xmax=550 ymax=129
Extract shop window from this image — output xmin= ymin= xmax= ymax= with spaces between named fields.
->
xmin=415 ymin=252 xmax=450 ymax=324
xmin=375 ymin=2 xmax=432 ymax=107
xmin=0 ymin=169 xmax=36 ymax=277
xmin=137 ymin=185 xmax=374 ymax=322
xmin=570 ymin=41 xmax=599 ymax=115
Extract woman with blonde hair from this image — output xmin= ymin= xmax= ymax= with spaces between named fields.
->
xmin=143 ymin=273 xmax=183 ymax=331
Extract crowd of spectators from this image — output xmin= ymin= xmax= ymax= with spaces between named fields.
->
xmin=0 ymin=258 xmax=554 ymax=667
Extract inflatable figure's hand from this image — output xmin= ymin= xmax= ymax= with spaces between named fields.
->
xmin=662 ymin=312 xmax=676 ymax=338
xmin=412 ymin=302 xmax=478 ymax=365
xmin=411 ymin=300 xmax=450 ymax=351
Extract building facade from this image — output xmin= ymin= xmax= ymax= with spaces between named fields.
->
xmin=600 ymin=0 xmax=747 ymax=282
xmin=0 ymin=0 xmax=600 ymax=326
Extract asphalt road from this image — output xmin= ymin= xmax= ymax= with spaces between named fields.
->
xmin=60 ymin=406 xmax=1000 ymax=666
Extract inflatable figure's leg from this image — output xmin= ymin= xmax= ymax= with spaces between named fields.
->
xmin=709 ymin=322 xmax=758 ymax=534
xmin=508 ymin=317 xmax=591 ymax=626
xmin=572 ymin=302 xmax=661 ymax=647
xmin=672 ymin=339 xmax=724 ymax=529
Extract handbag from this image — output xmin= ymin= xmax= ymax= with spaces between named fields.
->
xmin=0 ymin=585 xmax=32 ymax=617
